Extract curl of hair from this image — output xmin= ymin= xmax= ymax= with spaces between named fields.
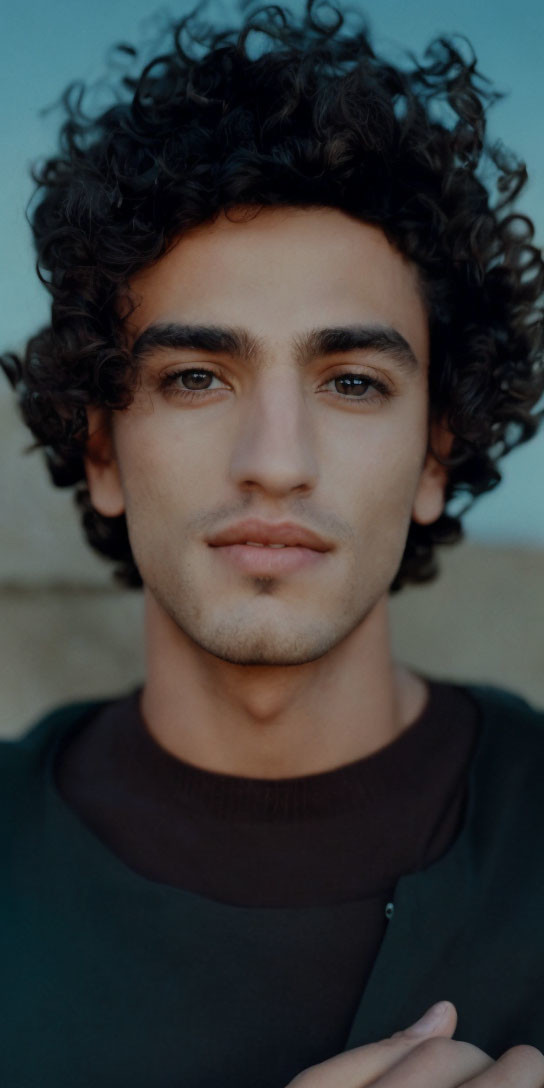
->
xmin=3 ymin=0 xmax=543 ymax=592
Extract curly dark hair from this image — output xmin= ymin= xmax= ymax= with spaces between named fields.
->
xmin=2 ymin=0 xmax=543 ymax=592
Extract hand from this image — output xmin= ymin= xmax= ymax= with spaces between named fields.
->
xmin=286 ymin=1001 xmax=544 ymax=1086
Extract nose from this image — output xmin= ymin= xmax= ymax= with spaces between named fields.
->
xmin=228 ymin=369 xmax=318 ymax=498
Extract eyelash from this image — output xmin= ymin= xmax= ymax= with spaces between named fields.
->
xmin=158 ymin=367 xmax=392 ymax=405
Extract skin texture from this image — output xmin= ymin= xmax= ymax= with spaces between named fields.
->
xmin=85 ymin=205 xmax=453 ymax=778
xmin=285 ymin=1001 xmax=544 ymax=1086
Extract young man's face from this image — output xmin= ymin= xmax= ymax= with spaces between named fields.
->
xmin=86 ymin=206 xmax=448 ymax=666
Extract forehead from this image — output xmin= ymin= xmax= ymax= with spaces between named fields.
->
xmin=124 ymin=206 xmax=429 ymax=366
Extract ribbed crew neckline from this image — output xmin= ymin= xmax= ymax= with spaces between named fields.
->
xmin=54 ymin=677 xmax=481 ymax=904
xmin=97 ymin=677 xmax=477 ymax=822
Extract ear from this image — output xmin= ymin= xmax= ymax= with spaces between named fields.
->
xmin=84 ymin=407 xmax=125 ymax=518
xmin=411 ymin=418 xmax=455 ymax=527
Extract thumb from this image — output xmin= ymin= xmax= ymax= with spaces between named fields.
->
xmin=399 ymin=1000 xmax=458 ymax=1040
xmin=286 ymin=1002 xmax=458 ymax=1087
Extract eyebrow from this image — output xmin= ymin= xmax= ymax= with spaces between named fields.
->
xmin=130 ymin=321 xmax=420 ymax=373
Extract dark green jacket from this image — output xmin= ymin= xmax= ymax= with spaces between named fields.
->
xmin=1 ymin=683 xmax=544 ymax=1087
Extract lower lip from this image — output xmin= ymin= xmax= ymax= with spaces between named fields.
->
xmin=209 ymin=543 xmax=328 ymax=574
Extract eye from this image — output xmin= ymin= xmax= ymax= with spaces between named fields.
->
xmin=322 ymin=371 xmax=391 ymax=403
xmin=158 ymin=367 xmax=225 ymax=400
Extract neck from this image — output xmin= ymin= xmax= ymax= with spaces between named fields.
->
xmin=140 ymin=589 xmax=428 ymax=778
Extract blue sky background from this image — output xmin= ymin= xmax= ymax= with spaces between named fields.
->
xmin=2 ymin=0 xmax=543 ymax=545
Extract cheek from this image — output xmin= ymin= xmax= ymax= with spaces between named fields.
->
xmin=114 ymin=415 xmax=201 ymax=515
xmin=327 ymin=409 xmax=427 ymax=509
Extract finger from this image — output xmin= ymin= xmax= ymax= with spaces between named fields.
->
xmin=366 ymin=1035 xmax=493 ymax=1087
xmin=288 ymin=1002 xmax=458 ymax=1087
xmin=464 ymin=1044 xmax=544 ymax=1086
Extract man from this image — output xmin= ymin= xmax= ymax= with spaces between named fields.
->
xmin=2 ymin=0 xmax=544 ymax=1085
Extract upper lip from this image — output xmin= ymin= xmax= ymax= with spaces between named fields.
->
xmin=207 ymin=519 xmax=332 ymax=551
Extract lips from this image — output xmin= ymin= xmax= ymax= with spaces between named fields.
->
xmin=207 ymin=519 xmax=332 ymax=552
xmin=209 ymin=541 xmax=327 ymax=576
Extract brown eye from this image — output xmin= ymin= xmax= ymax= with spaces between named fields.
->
xmin=159 ymin=367 xmax=225 ymax=398
xmin=177 ymin=369 xmax=215 ymax=390
xmin=324 ymin=371 xmax=391 ymax=402
xmin=333 ymin=375 xmax=373 ymax=396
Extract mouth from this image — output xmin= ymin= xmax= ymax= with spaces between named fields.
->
xmin=208 ymin=542 xmax=328 ymax=575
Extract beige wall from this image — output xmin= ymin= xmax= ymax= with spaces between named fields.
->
xmin=2 ymin=389 xmax=543 ymax=737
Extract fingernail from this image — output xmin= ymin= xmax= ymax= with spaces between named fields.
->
xmin=405 ymin=1001 xmax=450 ymax=1036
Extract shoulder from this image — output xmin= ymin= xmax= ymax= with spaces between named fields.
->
xmin=460 ymin=680 xmax=544 ymax=845
xmin=0 ymin=699 xmax=112 ymax=859
xmin=0 ymin=698 xmax=111 ymax=786
xmin=463 ymin=680 xmax=544 ymax=747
